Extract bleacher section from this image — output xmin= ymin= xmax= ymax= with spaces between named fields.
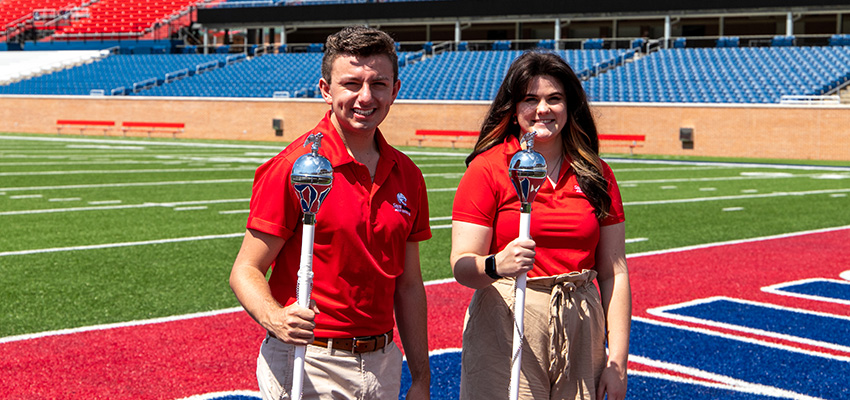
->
xmin=398 ymin=49 xmax=627 ymax=101
xmin=44 ymin=0 xmax=200 ymax=39
xmin=0 ymin=50 xmax=105 ymax=84
xmin=209 ymin=0 xmax=442 ymax=8
xmin=0 ymin=53 xmax=229 ymax=96
xmin=139 ymin=52 xmax=322 ymax=97
xmin=584 ymin=46 xmax=850 ymax=104
xmin=0 ymin=0 xmax=83 ymax=40
xmin=0 ymin=46 xmax=848 ymax=103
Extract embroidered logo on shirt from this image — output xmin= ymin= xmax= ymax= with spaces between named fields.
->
xmin=393 ymin=192 xmax=412 ymax=216
xmin=574 ymin=184 xmax=583 ymax=193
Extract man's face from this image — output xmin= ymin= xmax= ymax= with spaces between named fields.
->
xmin=319 ymin=54 xmax=400 ymax=137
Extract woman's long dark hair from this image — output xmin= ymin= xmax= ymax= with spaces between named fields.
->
xmin=467 ymin=51 xmax=611 ymax=220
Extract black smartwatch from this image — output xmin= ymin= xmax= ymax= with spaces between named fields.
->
xmin=484 ymin=254 xmax=502 ymax=280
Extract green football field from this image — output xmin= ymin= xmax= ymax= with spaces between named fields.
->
xmin=1 ymin=132 xmax=849 ymax=338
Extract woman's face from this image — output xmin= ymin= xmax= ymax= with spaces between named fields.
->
xmin=515 ymin=75 xmax=568 ymax=145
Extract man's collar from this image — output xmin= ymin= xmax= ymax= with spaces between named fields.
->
xmin=312 ymin=110 xmax=397 ymax=168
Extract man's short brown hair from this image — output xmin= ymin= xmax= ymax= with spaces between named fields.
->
xmin=321 ymin=26 xmax=399 ymax=83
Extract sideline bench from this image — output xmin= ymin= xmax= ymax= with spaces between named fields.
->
xmin=56 ymin=119 xmax=115 ymax=136
xmin=412 ymin=129 xmax=478 ymax=149
xmin=121 ymin=121 xmax=185 ymax=138
xmin=598 ymin=134 xmax=645 ymax=155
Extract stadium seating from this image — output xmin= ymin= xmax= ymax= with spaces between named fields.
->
xmin=396 ymin=49 xmax=627 ymax=101
xmin=50 ymin=0 xmax=203 ymax=39
xmin=0 ymin=44 xmax=848 ymax=104
xmin=0 ymin=50 xmax=105 ymax=84
xmin=0 ymin=53 xmax=230 ymax=96
xmin=583 ymin=46 xmax=850 ymax=103
xmin=138 ymin=52 xmax=323 ymax=97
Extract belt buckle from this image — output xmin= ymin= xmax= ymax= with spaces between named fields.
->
xmin=353 ymin=335 xmax=377 ymax=354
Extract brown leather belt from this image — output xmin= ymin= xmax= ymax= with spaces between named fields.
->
xmin=312 ymin=330 xmax=393 ymax=354
xmin=268 ymin=330 xmax=394 ymax=354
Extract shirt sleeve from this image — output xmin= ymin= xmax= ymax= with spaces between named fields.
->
xmin=600 ymin=161 xmax=626 ymax=226
xmin=408 ymin=171 xmax=432 ymax=242
xmin=452 ymin=156 xmax=499 ymax=228
xmin=246 ymin=156 xmax=301 ymax=240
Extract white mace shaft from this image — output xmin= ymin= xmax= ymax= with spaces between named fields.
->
xmin=509 ymin=211 xmax=531 ymax=400
xmin=292 ymin=222 xmax=315 ymax=400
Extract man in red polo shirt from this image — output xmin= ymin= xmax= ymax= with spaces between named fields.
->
xmin=229 ymin=26 xmax=431 ymax=400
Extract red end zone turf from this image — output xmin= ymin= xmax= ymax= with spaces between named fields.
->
xmin=1 ymin=227 xmax=848 ymax=399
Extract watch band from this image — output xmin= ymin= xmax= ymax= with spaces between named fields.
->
xmin=484 ymin=254 xmax=502 ymax=280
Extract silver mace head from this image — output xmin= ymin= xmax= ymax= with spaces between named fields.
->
xmin=508 ymin=131 xmax=547 ymax=213
xmin=291 ymin=132 xmax=334 ymax=225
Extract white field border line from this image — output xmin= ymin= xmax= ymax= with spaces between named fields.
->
xmin=0 ymin=198 xmax=250 ymax=216
xmin=605 ymin=157 xmax=850 ymax=172
xmin=623 ymin=188 xmax=850 ymax=206
xmin=762 ymin=278 xmax=850 ymax=306
xmin=1 ymin=221 xmax=450 ymax=256
xmin=0 ymin=233 xmax=244 ymax=257
xmin=627 ymin=225 xmax=850 ymax=260
xmin=0 ymin=306 xmax=244 ymax=344
xmin=647 ymin=296 xmax=850 ymax=354
xmin=0 ymin=178 xmax=253 ymax=192
xmin=0 ymin=134 xmax=286 ymax=150
xmin=0 ymin=166 xmax=256 ymax=177
xmin=628 ymin=355 xmax=826 ymax=400
xmin=633 ymin=316 xmax=850 ymax=363
xmin=0 ymin=135 xmax=468 ymax=157
xmin=173 ymin=391 xmax=261 ymax=400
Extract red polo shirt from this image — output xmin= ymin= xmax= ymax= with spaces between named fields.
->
xmin=452 ymin=135 xmax=625 ymax=278
xmin=247 ymin=111 xmax=432 ymax=338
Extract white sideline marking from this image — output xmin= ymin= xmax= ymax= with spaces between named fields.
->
xmin=722 ymin=207 xmax=744 ymax=211
xmin=174 ymin=206 xmax=208 ymax=211
xmin=10 ymin=194 xmax=42 ymax=199
xmin=627 ymin=225 xmax=850 ymax=260
xmin=623 ymin=188 xmax=850 ymax=206
xmin=219 ymin=209 xmax=249 ymax=214
xmin=0 ymin=198 xmax=249 ymax=216
xmin=0 ymin=178 xmax=253 ymax=192
xmin=49 ymin=197 xmax=81 ymax=202
xmin=762 ymin=278 xmax=850 ymax=306
xmin=0 ymin=233 xmax=244 ymax=257
xmin=629 ymin=354 xmax=825 ymax=400
xmin=0 ymin=166 xmax=255 ymax=177
xmin=88 ymin=200 xmax=122 ymax=205
xmin=647 ymin=296 xmax=850 ymax=353
xmin=0 ymin=307 xmax=244 ymax=345
xmin=174 ymin=391 xmax=261 ymax=400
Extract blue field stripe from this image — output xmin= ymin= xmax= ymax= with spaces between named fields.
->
xmin=628 ymin=373 xmax=791 ymax=400
xmin=399 ymin=348 xmax=826 ymax=400
xmin=654 ymin=298 xmax=850 ymax=348
xmin=631 ymin=318 xmax=850 ymax=399
xmin=766 ymin=279 xmax=850 ymax=303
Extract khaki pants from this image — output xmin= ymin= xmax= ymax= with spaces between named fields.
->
xmin=460 ymin=270 xmax=606 ymax=400
xmin=257 ymin=334 xmax=403 ymax=400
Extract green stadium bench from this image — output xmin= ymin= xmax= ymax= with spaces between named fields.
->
xmin=56 ymin=119 xmax=115 ymax=136
xmin=412 ymin=129 xmax=478 ymax=149
xmin=121 ymin=121 xmax=185 ymax=138
xmin=599 ymin=134 xmax=645 ymax=155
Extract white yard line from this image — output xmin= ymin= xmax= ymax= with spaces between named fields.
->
xmin=0 ymin=233 xmax=245 ymax=257
xmin=0 ymin=198 xmax=249 ymax=216
xmin=0 ymin=166 xmax=256 ymax=177
xmin=0 ymin=178 xmax=253 ymax=192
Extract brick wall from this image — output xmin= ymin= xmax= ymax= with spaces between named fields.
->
xmin=1 ymin=95 xmax=847 ymax=161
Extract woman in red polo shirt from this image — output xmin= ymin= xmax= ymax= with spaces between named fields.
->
xmin=450 ymin=51 xmax=631 ymax=400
